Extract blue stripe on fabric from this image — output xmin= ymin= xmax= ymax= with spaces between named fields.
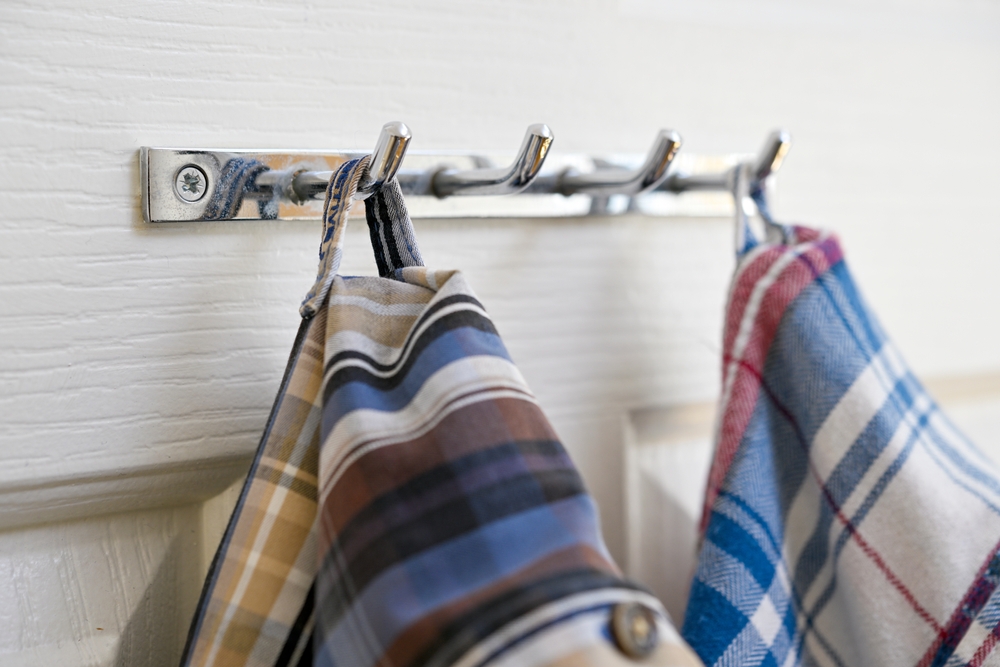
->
xmin=781 ymin=266 xmax=883 ymax=433
xmin=683 ymin=579 xmax=750 ymax=666
xmin=711 ymin=493 xmax=846 ymax=667
xmin=734 ymin=389 xmax=810 ymax=546
xmin=718 ymin=492 xmax=785 ymax=568
xmin=314 ymin=494 xmax=606 ymax=667
xmin=921 ymin=423 xmax=1000 ymax=517
xmin=687 ymin=253 xmax=898 ymax=667
xmin=797 ymin=401 xmax=928 ymax=652
xmin=824 ymin=260 xmax=885 ymax=356
xmin=705 ymin=513 xmax=776 ymax=590
xmin=922 ymin=414 xmax=1000 ymax=504
xmin=321 ymin=327 xmax=511 ymax=427
xmin=792 ymin=374 xmax=916 ymax=602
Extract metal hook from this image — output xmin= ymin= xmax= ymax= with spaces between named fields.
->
xmin=356 ymin=121 xmax=412 ymax=199
xmin=659 ymin=129 xmax=791 ymax=194
xmin=256 ymin=121 xmax=412 ymax=203
xmin=556 ymin=130 xmax=682 ymax=197
xmin=429 ymin=124 xmax=554 ymax=197
xmin=752 ymin=130 xmax=791 ymax=185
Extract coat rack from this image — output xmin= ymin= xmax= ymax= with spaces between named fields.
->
xmin=140 ymin=122 xmax=790 ymax=223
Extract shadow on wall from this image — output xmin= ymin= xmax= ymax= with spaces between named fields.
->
xmin=636 ymin=466 xmax=700 ymax=624
xmin=114 ymin=520 xmax=197 ymax=667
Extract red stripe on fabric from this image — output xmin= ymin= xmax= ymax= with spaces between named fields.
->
xmin=700 ymin=236 xmax=843 ymax=532
xmin=970 ymin=624 xmax=1000 ymax=667
xmin=721 ymin=246 xmax=787 ymax=357
xmin=818 ymin=475 xmax=944 ymax=635
xmin=789 ymin=225 xmax=824 ymax=245
xmin=915 ymin=538 xmax=1000 ymax=667
xmin=730 ymin=355 xmax=944 ymax=636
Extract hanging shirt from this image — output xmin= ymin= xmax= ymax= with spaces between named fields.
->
xmin=683 ymin=225 xmax=1000 ymax=666
xmin=180 ymin=156 xmax=702 ymax=667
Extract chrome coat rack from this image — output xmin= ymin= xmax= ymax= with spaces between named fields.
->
xmin=140 ymin=122 xmax=790 ymax=223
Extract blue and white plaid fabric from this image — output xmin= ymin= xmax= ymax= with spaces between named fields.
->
xmin=683 ymin=225 xmax=1000 ymax=667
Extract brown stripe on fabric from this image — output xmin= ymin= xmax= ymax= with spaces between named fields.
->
xmin=257 ymin=459 xmax=319 ymax=502
xmin=219 ymin=605 xmax=274 ymax=659
xmin=259 ymin=455 xmax=318 ymax=487
xmin=321 ymin=397 xmax=560 ymax=533
xmin=325 ymin=438 xmax=582 ymax=573
xmin=381 ymin=546 xmax=621 ymax=667
xmin=316 ymin=454 xmax=588 ymax=603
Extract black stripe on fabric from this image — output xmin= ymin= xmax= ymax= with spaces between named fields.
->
xmin=293 ymin=637 xmax=313 ymax=667
xmin=316 ymin=441 xmax=587 ymax=625
xmin=379 ymin=189 xmax=407 ymax=273
xmin=336 ymin=439 xmax=574 ymax=558
xmin=418 ymin=570 xmax=647 ymax=667
xmin=323 ymin=294 xmax=487 ymax=375
xmin=365 ymin=195 xmax=391 ymax=278
xmin=274 ymin=584 xmax=315 ymax=667
xmin=322 ymin=308 xmax=500 ymax=402
xmin=179 ymin=317 xmax=314 ymax=667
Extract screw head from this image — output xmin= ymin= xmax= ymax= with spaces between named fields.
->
xmin=174 ymin=165 xmax=208 ymax=202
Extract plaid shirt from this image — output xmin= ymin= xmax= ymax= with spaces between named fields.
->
xmin=683 ymin=225 xmax=1000 ymax=666
xmin=181 ymin=157 xmax=701 ymax=667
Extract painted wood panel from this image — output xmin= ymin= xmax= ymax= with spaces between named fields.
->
xmin=1 ymin=0 xmax=998 ymax=663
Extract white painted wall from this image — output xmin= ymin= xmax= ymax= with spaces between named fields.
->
xmin=1 ymin=1 xmax=998 ymax=664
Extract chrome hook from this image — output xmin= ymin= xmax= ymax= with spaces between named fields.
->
xmin=356 ymin=121 xmax=412 ymax=199
xmin=256 ymin=121 xmax=413 ymax=203
xmin=752 ymin=130 xmax=791 ymax=185
xmin=659 ymin=129 xmax=791 ymax=194
xmin=430 ymin=124 xmax=554 ymax=197
xmin=557 ymin=129 xmax=682 ymax=197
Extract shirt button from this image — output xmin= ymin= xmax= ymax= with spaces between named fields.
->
xmin=611 ymin=602 xmax=659 ymax=659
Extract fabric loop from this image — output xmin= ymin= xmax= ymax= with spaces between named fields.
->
xmin=300 ymin=157 xmax=425 ymax=319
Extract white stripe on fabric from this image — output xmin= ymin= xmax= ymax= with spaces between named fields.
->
xmin=328 ymin=294 xmax=429 ymax=317
xmin=320 ymin=386 xmax=538 ymax=505
xmin=836 ymin=394 xmax=933 ymax=520
xmin=750 ymin=595 xmax=782 ymax=646
xmin=930 ymin=408 xmax=998 ymax=469
xmin=448 ymin=589 xmax=670 ymax=667
xmin=324 ymin=301 xmax=493 ymax=381
xmin=957 ymin=619 xmax=992 ymax=664
xmin=783 ymin=343 xmax=907 ymax=571
xmin=697 ymin=539 xmax=769 ymax=618
xmin=717 ymin=241 xmax=823 ymax=450
xmin=924 ymin=410 xmax=1000 ymax=509
xmin=203 ymin=480 xmax=297 ymax=666
xmin=809 ymin=343 xmax=907 ymax=481
xmin=326 ymin=330 xmax=409 ymax=367
xmin=798 ymin=394 xmax=934 ymax=613
xmin=319 ymin=355 xmax=534 ymax=497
